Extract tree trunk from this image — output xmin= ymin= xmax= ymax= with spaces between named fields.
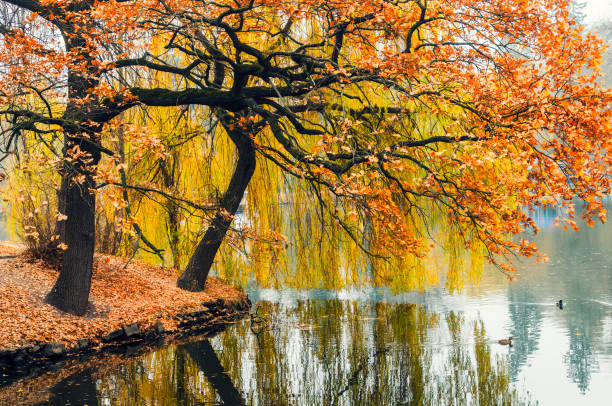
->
xmin=45 ymin=29 xmax=102 ymax=315
xmin=160 ymin=153 xmax=181 ymax=269
xmin=54 ymin=145 xmax=69 ymax=243
xmin=177 ymin=125 xmax=255 ymax=291
xmin=46 ymin=157 xmax=97 ymax=315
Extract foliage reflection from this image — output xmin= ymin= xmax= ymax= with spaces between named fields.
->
xmin=91 ymin=301 xmax=529 ymax=405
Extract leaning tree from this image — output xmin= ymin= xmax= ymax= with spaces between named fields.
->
xmin=0 ymin=0 xmax=610 ymax=312
xmin=117 ymin=0 xmax=610 ymax=290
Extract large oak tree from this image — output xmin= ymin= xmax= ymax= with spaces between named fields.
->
xmin=0 ymin=0 xmax=610 ymax=313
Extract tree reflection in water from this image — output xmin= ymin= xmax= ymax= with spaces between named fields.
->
xmin=87 ymin=301 xmax=532 ymax=405
xmin=506 ymin=200 xmax=612 ymax=393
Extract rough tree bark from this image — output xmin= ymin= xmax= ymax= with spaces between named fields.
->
xmin=177 ymin=113 xmax=256 ymax=291
xmin=45 ymin=30 xmax=102 ymax=315
xmin=45 ymin=152 xmax=99 ymax=315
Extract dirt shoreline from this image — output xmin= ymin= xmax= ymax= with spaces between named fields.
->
xmin=0 ymin=243 xmax=251 ymax=374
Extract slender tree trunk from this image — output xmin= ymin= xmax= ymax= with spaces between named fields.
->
xmin=54 ymin=143 xmax=69 ymax=243
xmin=160 ymin=153 xmax=181 ymax=269
xmin=177 ymin=122 xmax=255 ymax=291
xmin=167 ymin=201 xmax=181 ymax=268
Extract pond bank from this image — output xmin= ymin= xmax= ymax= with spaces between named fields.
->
xmin=0 ymin=243 xmax=250 ymax=374
xmin=0 ymin=328 xmax=248 ymax=404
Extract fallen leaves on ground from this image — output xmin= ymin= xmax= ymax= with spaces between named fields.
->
xmin=0 ymin=243 xmax=246 ymax=350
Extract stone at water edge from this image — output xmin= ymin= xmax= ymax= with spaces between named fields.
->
xmin=42 ymin=343 xmax=66 ymax=357
xmin=154 ymin=320 xmax=165 ymax=334
xmin=123 ymin=323 xmax=140 ymax=338
xmin=103 ymin=328 xmax=125 ymax=342
xmin=202 ymin=300 xmax=218 ymax=309
xmin=76 ymin=339 xmax=90 ymax=350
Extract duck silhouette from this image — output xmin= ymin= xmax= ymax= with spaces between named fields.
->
xmin=556 ymin=299 xmax=563 ymax=309
xmin=498 ymin=336 xmax=513 ymax=346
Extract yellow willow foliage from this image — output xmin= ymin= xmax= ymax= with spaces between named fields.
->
xmin=240 ymin=116 xmax=490 ymax=292
xmin=0 ymin=104 xmax=492 ymax=294
xmin=0 ymin=26 xmax=503 ymax=294
xmin=119 ymin=14 xmax=506 ymax=291
xmin=0 ymin=89 xmax=64 ymax=245
xmin=0 ymin=105 xmax=491 ymax=292
xmin=0 ymin=135 xmax=61 ymax=250
xmin=89 ymin=33 xmax=239 ymax=265
xmin=96 ymin=105 xmax=233 ymax=259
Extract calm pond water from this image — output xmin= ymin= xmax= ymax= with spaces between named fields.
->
xmin=0 ymin=200 xmax=610 ymax=405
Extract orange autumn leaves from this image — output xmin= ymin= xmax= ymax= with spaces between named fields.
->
xmin=0 ymin=0 xmax=610 ymax=289
xmin=0 ymin=244 xmax=245 ymax=350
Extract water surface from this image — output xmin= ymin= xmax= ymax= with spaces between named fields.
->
xmin=1 ymin=201 xmax=610 ymax=405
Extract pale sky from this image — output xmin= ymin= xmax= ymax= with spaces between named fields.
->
xmin=584 ymin=0 xmax=612 ymax=24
